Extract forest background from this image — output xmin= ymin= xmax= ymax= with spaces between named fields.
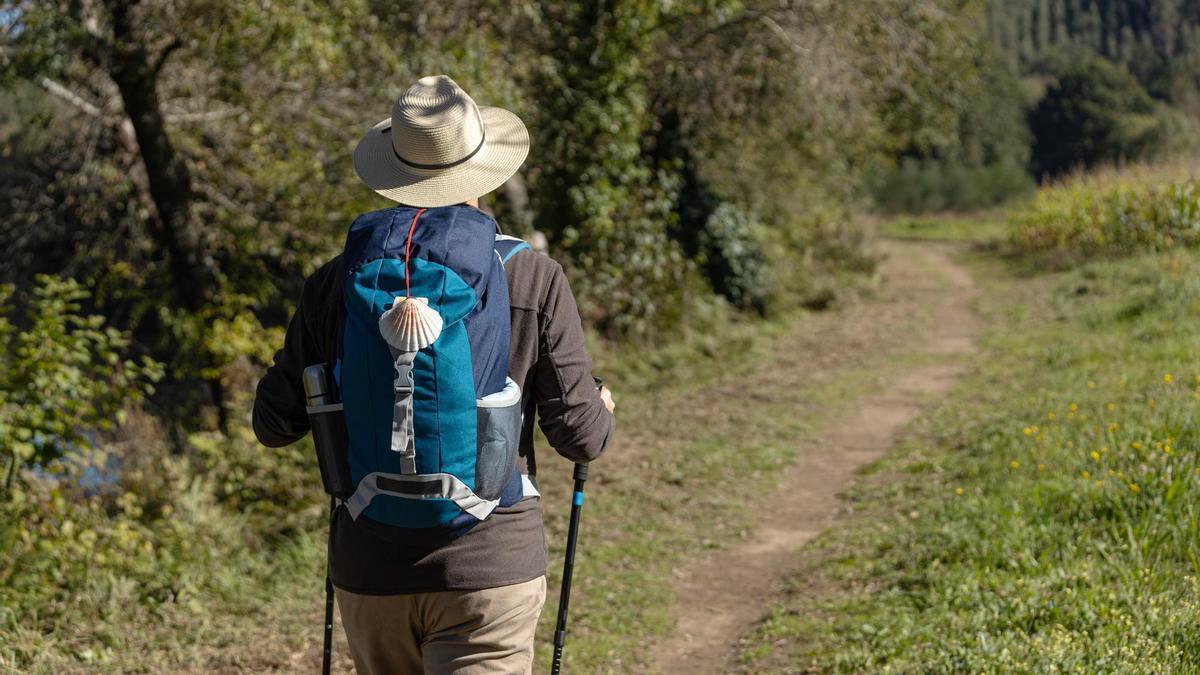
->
xmin=2 ymin=0 xmax=1200 ymax=670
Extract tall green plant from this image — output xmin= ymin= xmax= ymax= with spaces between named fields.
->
xmin=530 ymin=1 xmax=696 ymax=337
xmin=0 ymin=276 xmax=161 ymax=496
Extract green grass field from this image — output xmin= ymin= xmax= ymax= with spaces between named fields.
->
xmin=738 ymin=245 xmax=1200 ymax=671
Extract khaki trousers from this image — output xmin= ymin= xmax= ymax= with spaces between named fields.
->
xmin=335 ymin=576 xmax=546 ymax=675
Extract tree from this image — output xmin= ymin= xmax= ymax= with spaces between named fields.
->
xmin=4 ymin=0 xmax=219 ymax=310
xmin=529 ymin=1 xmax=695 ymax=337
xmin=1 ymin=0 xmax=382 ymax=426
xmin=1029 ymin=54 xmax=1163 ymax=177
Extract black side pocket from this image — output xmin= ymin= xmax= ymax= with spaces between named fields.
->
xmin=308 ymin=403 xmax=353 ymax=498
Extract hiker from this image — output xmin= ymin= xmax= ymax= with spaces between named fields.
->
xmin=252 ymin=75 xmax=615 ymax=674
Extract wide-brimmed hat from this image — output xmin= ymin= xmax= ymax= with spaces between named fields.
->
xmin=353 ymin=75 xmax=529 ymax=208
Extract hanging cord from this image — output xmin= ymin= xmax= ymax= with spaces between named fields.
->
xmin=403 ymin=208 xmax=427 ymax=298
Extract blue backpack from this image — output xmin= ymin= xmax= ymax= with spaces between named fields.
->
xmin=334 ymin=205 xmax=532 ymax=530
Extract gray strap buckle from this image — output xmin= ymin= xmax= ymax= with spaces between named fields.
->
xmin=389 ymin=350 xmax=418 ymax=474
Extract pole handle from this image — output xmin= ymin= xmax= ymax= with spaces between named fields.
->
xmin=551 ymin=644 xmax=565 ymax=675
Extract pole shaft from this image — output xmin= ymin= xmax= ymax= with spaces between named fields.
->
xmin=551 ymin=464 xmax=588 ymax=675
xmin=323 ymin=497 xmax=335 ymax=675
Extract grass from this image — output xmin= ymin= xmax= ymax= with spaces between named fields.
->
xmin=875 ymin=212 xmax=1011 ymax=243
xmin=736 ymin=247 xmax=1200 ymax=673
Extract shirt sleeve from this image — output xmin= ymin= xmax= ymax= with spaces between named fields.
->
xmin=532 ymin=266 xmax=615 ymax=463
xmin=252 ymin=261 xmax=340 ymax=448
xmin=252 ymin=302 xmax=315 ymax=447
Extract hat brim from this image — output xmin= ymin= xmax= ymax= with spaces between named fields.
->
xmin=353 ymin=106 xmax=530 ymax=208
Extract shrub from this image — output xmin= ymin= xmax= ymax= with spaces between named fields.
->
xmin=1029 ymin=56 xmax=1165 ymax=178
xmin=698 ymin=203 xmax=774 ymax=314
xmin=0 ymin=276 xmax=162 ymax=494
xmin=872 ymin=158 xmax=1034 ymax=213
xmin=0 ymin=279 xmax=323 ymax=668
xmin=1011 ymin=170 xmax=1200 ymax=257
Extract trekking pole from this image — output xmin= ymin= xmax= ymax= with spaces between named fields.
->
xmin=322 ymin=496 xmax=335 ymax=675
xmin=304 ymin=364 xmax=352 ymax=675
xmin=551 ymin=461 xmax=589 ymax=675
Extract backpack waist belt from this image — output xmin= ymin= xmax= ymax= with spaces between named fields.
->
xmin=343 ymin=470 xmax=541 ymax=521
xmin=345 ymin=471 xmax=499 ymax=521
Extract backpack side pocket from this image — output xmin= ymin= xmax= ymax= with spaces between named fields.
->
xmin=475 ymin=378 xmax=522 ymax=501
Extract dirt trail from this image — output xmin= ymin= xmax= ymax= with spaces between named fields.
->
xmin=648 ymin=240 xmax=981 ymax=674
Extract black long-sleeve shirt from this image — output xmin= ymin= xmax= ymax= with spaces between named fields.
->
xmin=253 ymin=247 xmax=613 ymax=593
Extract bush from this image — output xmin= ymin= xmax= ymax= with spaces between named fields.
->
xmin=1011 ymin=169 xmax=1200 ymax=257
xmin=1030 ymin=56 xmax=1165 ymax=178
xmin=872 ymin=158 xmax=1034 ymax=213
xmin=0 ymin=276 xmax=162 ymax=493
xmin=0 ymin=279 xmax=323 ymax=669
xmin=698 ymin=203 xmax=774 ymax=314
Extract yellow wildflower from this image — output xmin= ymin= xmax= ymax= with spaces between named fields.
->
xmin=955 ymin=487 xmax=964 ymax=496
xmin=1082 ymin=470 xmax=1091 ymax=479
xmin=1010 ymin=460 xmax=1021 ymax=470
xmin=1091 ymin=451 xmax=1101 ymax=461
xmin=1164 ymin=373 xmax=1174 ymax=384
xmin=1129 ymin=483 xmax=1141 ymax=493
xmin=1132 ymin=441 xmax=1143 ymax=450
xmin=1069 ymin=402 xmax=1079 ymax=412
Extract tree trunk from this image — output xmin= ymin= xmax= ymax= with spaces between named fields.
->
xmin=100 ymin=0 xmax=226 ymax=429
xmin=104 ymin=0 xmax=219 ymax=312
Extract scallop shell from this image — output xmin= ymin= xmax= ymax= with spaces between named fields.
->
xmin=379 ymin=296 xmax=443 ymax=352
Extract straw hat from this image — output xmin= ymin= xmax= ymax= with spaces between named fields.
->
xmin=353 ymin=75 xmax=529 ymax=208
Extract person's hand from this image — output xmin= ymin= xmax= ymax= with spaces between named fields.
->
xmin=599 ymin=385 xmax=615 ymax=414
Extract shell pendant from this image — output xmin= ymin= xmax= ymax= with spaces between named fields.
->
xmin=379 ymin=296 xmax=443 ymax=352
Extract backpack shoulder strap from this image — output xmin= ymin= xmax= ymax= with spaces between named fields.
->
xmin=494 ymin=234 xmax=532 ymax=266
xmin=494 ymin=232 xmax=540 ymax=496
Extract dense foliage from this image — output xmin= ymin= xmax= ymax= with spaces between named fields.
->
xmin=988 ymin=0 xmax=1200 ymax=111
xmin=1029 ymin=53 xmax=1165 ymax=177
xmin=0 ymin=0 xmax=993 ymax=416
xmin=0 ymin=280 xmax=325 ymax=669
xmin=875 ymin=0 xmax=1200 ymax=211
xmin=0 ymin=277 xmax=161 ymax=492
